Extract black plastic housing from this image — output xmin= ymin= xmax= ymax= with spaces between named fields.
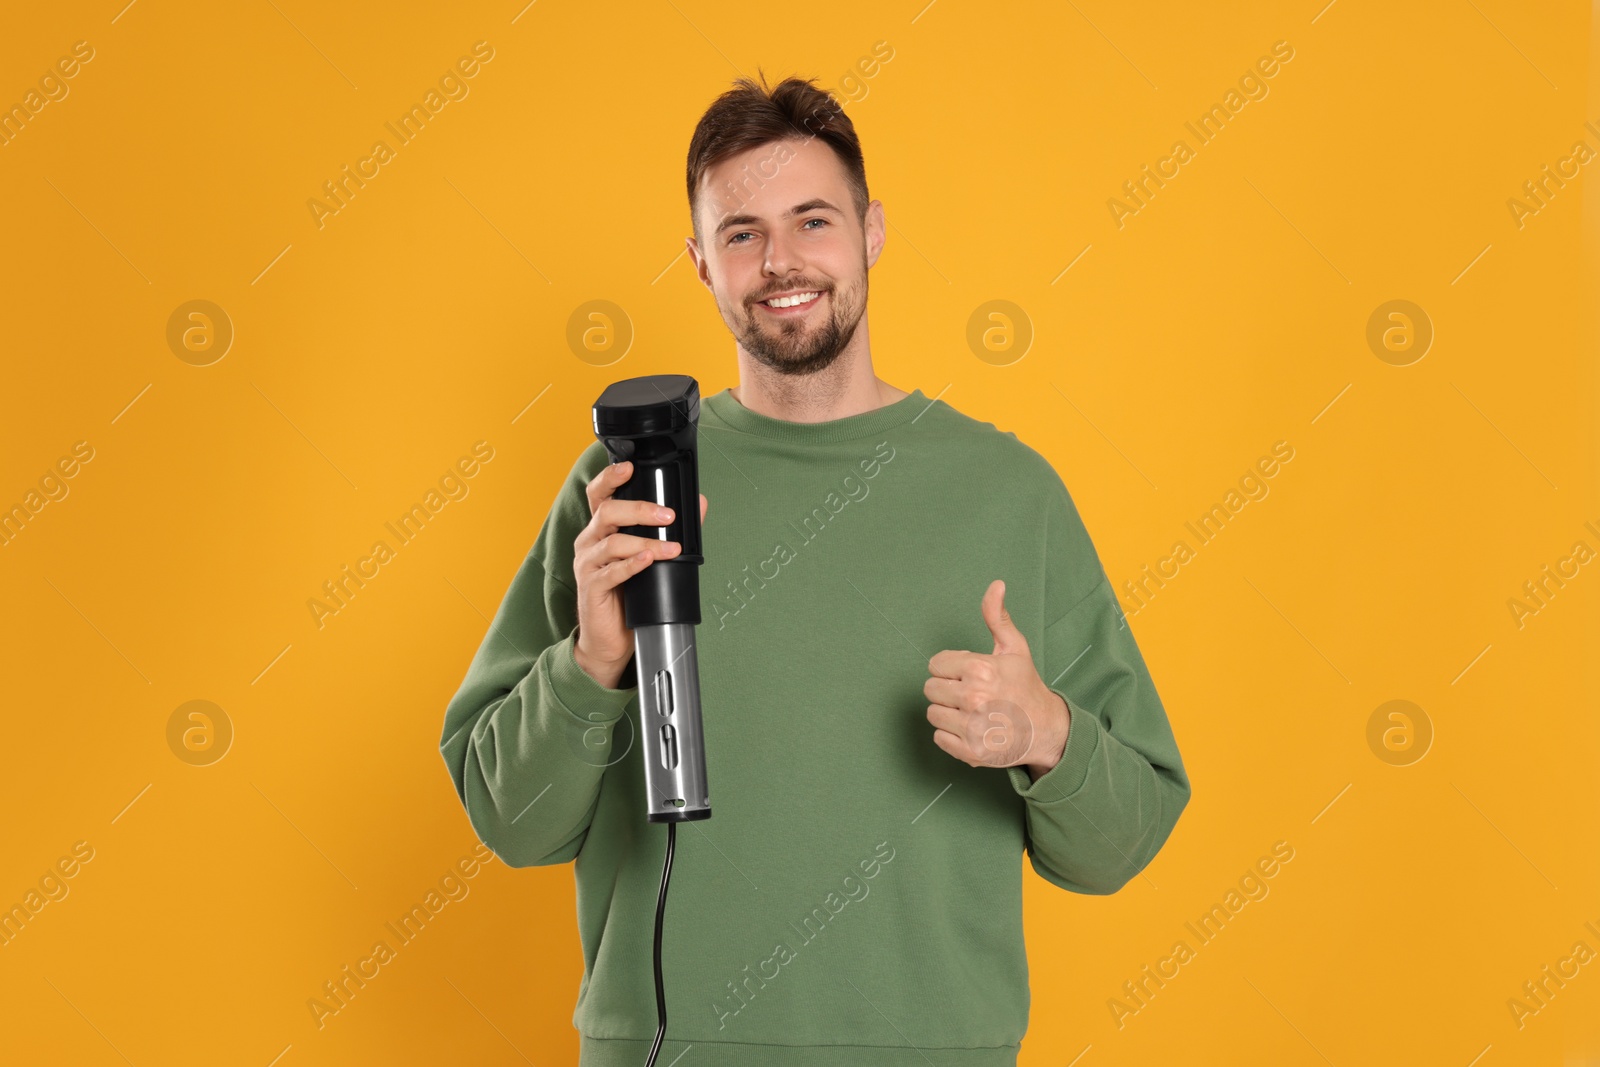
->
xmin=592 ymin=374 xmax=703 ymax=629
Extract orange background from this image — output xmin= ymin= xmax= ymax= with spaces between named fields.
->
xmin=2 ymin=1 xmax=1597 ymax=1064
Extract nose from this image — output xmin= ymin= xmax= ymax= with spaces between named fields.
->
xmin=762 ymin=227 xmax=804 ymax=280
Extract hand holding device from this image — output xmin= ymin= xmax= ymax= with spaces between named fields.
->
xmin=572 ymin=459 xmax=707 ymax=690
xmin=592 ymin=373 xmax=713 ymax=824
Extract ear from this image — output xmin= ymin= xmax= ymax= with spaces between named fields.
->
xmin=864 ymin=199 xmax=886 ymax=269
xmin=685 ymin=235 xmax=713 ymax=292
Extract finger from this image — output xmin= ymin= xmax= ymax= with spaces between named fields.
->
xmin=928 ymin=648 xmax=986 ymax=681
xmin=588 ymin=497 xmax=677 ymax=546
xmin=584 ymin=459 xmax=631 ymax=513
xmin=595 ymin=531 xmax=681 ymax=563
xmin=931 ymin=727 xmax=975 ymax=766
xmin=586 ymin=548 xmax=660 ymax=598
xmin=578 ymin=462 xmax=642 ymax=551
xmin=926 ymin=702 xmax=966 ymax=735
xmin=583 ymin=531 xmax=681 ymax=573
xmin=700 ymin=493 xmax=708 ymax=523
xmin=982 ymin=579 xmax=1028 ymax=656
xmin=922 ymin=676 xmax=967 ymax=710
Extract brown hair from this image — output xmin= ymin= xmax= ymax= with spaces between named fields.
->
xmin=686 ymin=69 xmax=869 ymax=244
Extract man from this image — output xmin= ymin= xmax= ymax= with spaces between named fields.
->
xmin=440 ymin=72 xmax=1190 ymax=1066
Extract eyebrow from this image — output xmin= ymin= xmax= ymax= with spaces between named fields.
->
xmin=714 ymin=198 xmax=844 ymax=235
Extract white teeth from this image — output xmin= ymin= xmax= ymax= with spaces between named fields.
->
xmin=764 ymin=291 xmax=821 ymax=308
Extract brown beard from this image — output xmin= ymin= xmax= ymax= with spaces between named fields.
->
xmin=736 ymin=260 xmax=868 ymax=378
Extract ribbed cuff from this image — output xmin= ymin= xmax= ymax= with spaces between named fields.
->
xmin=1006 ymin=693 xmax=1100 ymax=802
xmin=544 ymin=628 xmax=635 ymax=724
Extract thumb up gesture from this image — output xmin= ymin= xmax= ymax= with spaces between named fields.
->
xmin=924 ymin=580 xmax=1071 ymax=781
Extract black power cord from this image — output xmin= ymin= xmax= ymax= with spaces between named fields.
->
xmin=643 ymin=820 xmax=676 ymax=1067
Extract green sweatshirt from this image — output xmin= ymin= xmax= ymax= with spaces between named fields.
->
xmin=439 ymin=387 xmax=1190 ymax=1066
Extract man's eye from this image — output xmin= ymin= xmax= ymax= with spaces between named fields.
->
xmin=729 ymin=219 xmax=824 ymax=245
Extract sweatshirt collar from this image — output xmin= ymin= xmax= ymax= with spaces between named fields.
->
xmin=702 ymin=387 xmax=931 ymax=445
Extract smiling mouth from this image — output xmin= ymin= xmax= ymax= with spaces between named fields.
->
xmin=756 ymin=289 xmax=826 ymax=312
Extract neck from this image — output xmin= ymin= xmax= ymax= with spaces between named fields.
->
xmin=730 ymin=316 xmax=908 ymax=423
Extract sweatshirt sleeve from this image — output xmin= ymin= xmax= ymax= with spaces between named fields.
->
xmin=1004 ymin=467 xmax=1191 ymax=895
xmin=438 ymin=442 xmax=639 ymax=869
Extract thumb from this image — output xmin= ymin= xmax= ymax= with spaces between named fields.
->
xmin=982 ymin=579 xmax=1027 ymax=655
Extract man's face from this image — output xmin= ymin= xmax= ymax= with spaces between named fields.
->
xmin=688 ymin=137 xmax=885 ymax=377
